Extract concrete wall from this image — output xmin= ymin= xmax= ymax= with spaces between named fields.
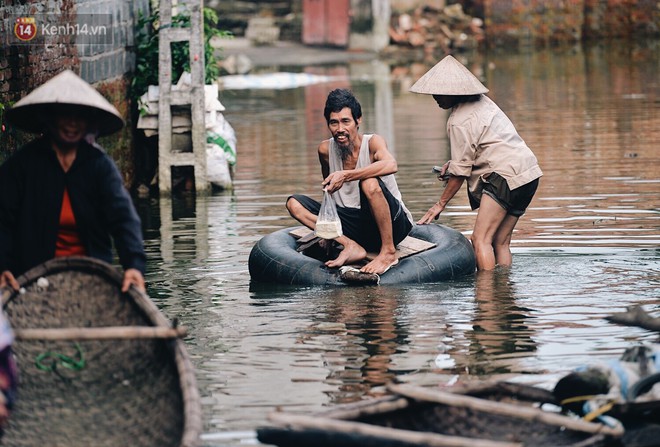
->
xmin=349 ymin=0 xmax=392 ymax=51
xmin=76 ymin=0 xmax=148 ymax=83
xmin=209 ymin=0 xmax=299 ymax=38
xmin=0 ymin=0 xmax=150 ymax=185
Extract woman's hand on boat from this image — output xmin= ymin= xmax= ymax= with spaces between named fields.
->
xmin=122 ymin=268 xmax=145 ymax=293
xmin=417 ymin=203 xmax=444 ymax=225
xmin=0 ymin=271 xmax=18 ymax=291
xmin=0 ymin=398 xmax=8 ymax=429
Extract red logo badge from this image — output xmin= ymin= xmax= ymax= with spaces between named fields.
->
xmin=14 ymin=17 xmax=37 ymax=42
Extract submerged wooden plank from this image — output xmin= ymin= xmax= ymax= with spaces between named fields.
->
xmin=289 ymin=227 xmax=436 ymax=260
xmin=266 ymin=412 xmax=522 ymax=447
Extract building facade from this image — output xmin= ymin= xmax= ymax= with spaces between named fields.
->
xmin=0 ymin=0 xmax=150 ymax=185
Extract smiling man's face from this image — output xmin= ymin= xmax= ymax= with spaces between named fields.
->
xmin=328 ymin=107 xmax=360 ymax=161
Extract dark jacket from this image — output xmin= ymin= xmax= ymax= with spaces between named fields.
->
xmin=0 ymin=136 xmax=146 ymax=276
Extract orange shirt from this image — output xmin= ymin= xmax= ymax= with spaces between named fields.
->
xmin=55 ymin=188 xmax=86 ymax=257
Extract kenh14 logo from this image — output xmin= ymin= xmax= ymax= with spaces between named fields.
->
xmin=14 ymin=17 xmax=37 ymax=42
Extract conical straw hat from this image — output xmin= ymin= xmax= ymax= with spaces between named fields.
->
xmin=410 ymin=55 xmax=488 ymax=95
xmin=6 ymin=70 xmax=124 ymax=136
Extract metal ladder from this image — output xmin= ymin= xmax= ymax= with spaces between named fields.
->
xmin=157 ymin=0 xmax=208 ymax=193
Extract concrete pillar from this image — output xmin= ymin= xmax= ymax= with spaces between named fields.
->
xmin=349 ymin=0 xmax=391 ymax=52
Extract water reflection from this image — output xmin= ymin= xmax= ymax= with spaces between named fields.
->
xmin=225 ymin=41 xmax=660 ymax=254
xmin=463 ymin=269 xmax=537 ymax=376
xmin=138 ymin=40 xmax=659 ymax=445
xmin=297 ymin=286 xmax=404 ymax=403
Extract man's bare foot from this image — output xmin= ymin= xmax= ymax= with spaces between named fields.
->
xmin=361 ymin=252 xmax=398 ymax=275
xmin=325 ymin=241 xmax=366 ymax=268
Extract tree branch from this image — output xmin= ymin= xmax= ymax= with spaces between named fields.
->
xmin=605 ymin=305 xmax=660 ymax=332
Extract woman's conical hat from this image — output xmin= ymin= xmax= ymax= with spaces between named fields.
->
xmin=410 ymin=55 xmax=488 ymax=95
xmin=6 ymin=70 xmax=124 ymax=136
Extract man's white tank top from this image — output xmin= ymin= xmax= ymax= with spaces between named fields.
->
xmin=328 ymin=134 xmax=413 ymax=224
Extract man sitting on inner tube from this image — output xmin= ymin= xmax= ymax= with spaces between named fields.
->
xmin=286 ymin=89 xmax=414 ymax=275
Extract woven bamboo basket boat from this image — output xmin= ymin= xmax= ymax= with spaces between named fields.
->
xmin=257 ymin=383 xmax=624 ymax=447
xmin=445 ymin=379 xmax=660 ymax=421
xmin=0 ymin=256 xmax=202 ymax=447
xmin=451 ymin=380 xmax=660 ymax=447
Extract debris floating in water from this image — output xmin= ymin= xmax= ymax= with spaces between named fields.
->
xmin=218 ymin=72 xmax=341 ymax=90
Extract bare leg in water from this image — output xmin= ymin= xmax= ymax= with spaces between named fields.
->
xmin=471 ymin=195 xmax=518 ymax=270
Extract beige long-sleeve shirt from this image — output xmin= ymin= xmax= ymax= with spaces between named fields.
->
xmin=446 ymin=95 xmax=542 ymax=205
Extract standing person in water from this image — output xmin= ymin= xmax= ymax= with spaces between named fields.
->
xmin=411 ymin=55 xmax=542 ymax=271
xmin=286 ymin=89 xmax=413 ymax=275
xmin=0 ymin=70 xmax=146 ymax=292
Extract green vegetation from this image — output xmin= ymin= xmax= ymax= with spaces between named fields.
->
xmin=132 ymin=7 xmax=232 ymax=102
xmin=0 ymin=102 xmax=5 ymax=133
xmin=0 ymin=101 xmax=11 ymax=131
xmin=0 ymin=101 xmax=6 ymax=159
xmin=0 ymin=100 xmax=16 ymax=158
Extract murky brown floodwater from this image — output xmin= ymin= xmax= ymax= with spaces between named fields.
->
xmin=136 ymin=40 xmax=659 ymax=446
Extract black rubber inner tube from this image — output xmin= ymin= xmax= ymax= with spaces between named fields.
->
xmin=248 ymin=224 xmax=476 ymax=286
xmin=629 ymin=372 xmax=660 ymax=401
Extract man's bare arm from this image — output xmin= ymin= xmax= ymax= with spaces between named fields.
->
xmin=323 ymin=135 xmax=397 ymax=192
xmin=318 ymin=140 xmax=330 ymax=180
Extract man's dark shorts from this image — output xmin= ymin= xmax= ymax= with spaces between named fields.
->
xmin=289 ymin=179 xmax=413 ymax=253
xmin=469 ymin=172 xmax=539 ymax=217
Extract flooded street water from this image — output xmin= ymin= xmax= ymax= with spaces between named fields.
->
xmin=137 ymin=40 xmax=659 ymax=446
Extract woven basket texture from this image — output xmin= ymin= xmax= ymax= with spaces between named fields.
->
xmin=1 ymin=258 xmax=185 ymax=447
xmin=357 ymin=402 xmax=606 ymax=446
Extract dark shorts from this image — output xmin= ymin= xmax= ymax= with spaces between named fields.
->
xmin=469 ymin=172 xmax=539 ymax=217
xmin=289 ymin=179 xmax=413 ymax=252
